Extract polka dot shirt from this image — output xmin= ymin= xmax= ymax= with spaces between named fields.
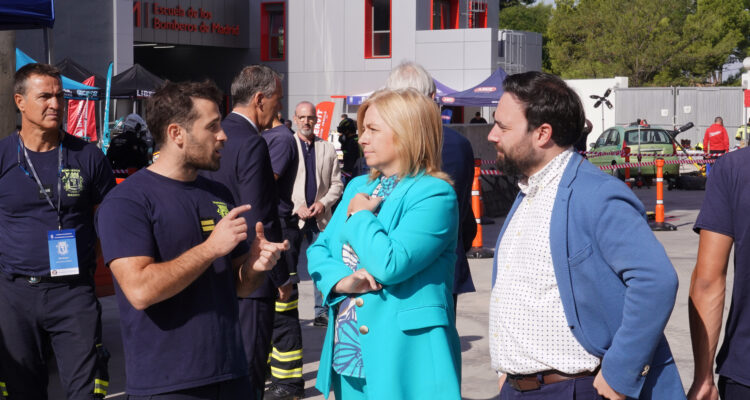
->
xmin=489 ymin=148 xmax=600 ymax=375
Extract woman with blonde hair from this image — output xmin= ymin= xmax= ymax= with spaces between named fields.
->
xmin=308 ymin=88 xmax=462 ymax=399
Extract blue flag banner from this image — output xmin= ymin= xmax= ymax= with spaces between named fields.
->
xmin=102 ymin=62 xmax=113 ymax=154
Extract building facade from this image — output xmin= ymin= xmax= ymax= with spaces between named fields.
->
xmin=254 ymin=0 xmax=501 ymax=120
xmin=13 ymin=1 xmax=551 ymax=124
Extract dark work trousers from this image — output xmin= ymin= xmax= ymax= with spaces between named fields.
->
xmin=500 ymin=376 xmax=604 ymax=400
xmin=0 ymin=272 xmax=108 ymax=400
xmin=270 ymin=287 xmax=304 ymax=394
xmin=125 ymin=376 xmax=253 ymax=400
xmin=239 ymin=297 xmax=275 ymax=400
xmin=269 ymin=225 xmax=304 ymax=395
xmin=719 ymin=375 xmax=750 ymax=399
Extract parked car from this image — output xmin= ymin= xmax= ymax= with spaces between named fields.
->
xmin=588 ymin=123 xmax=680 ymax=179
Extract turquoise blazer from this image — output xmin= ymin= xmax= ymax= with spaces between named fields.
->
xmin=308 ymin=172 xmax=462 ymax=399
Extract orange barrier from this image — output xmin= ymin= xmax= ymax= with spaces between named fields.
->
xmin=649 ymin=158 xmax=676 ymax=231
xmin=468 ymin=159 xmax=494 ymax=258
xmin=655 ymin=159 xmax=665 ymax=224
xmin=471 ymin=160 xmax=483 ymax=248
xmin=624 ymin=147 xmax=632 ymax=188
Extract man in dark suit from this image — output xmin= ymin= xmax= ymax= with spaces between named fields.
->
xmin=385 ymin=62 xmax=476 ymax=309
xmin=202 ymin=65 xmax=290 ymax=399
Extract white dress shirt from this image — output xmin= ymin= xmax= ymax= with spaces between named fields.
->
xmin=232 ymin=111 xmax=259 ymax=133
xmin=489 ymin=148 xmax=600 ymax=375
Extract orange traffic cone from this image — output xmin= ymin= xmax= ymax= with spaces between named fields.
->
xmin=467 ymin=159 xmax=494 ymax=259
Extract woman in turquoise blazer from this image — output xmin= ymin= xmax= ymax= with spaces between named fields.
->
xmin=307 ymin=89 xmax=462 ymax=399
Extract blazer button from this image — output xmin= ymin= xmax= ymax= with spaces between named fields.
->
xmin=641 ymin=365 xmax=650 ymax=376
xmin=359 ymin=325 xmax=369 ymax=334
xmin=355 ymin=298 xmax=364 ymax=307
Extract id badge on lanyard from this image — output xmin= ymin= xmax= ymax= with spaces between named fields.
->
xmin=18 ymin=132 xmax=80 ymax=276
xmin=48 ymin=229 xmax=79 ymax=276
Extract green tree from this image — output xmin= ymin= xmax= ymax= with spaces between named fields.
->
xmin=680 ymin=0 xmax=749 ymax=84
xmin=547 ymin=0 xmax=750 ymax=86
xmin=499 ymin=0 xmax=535 ymax=11
xmin=499 ymin=4 xmax=554 ymax=70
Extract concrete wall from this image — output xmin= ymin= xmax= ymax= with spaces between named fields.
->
xmin=113 ymin=0 xmax=134 ymax=74
xmin=415 ymin=28 xmax=497 ymax=91
xmin=274 ymin=0 xmax=499 ymax=123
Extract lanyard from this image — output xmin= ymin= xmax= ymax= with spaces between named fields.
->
xmin=17 ymin=131 xmax=64 ymax=230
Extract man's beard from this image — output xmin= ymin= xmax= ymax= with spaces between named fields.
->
xmin=300 ymin=126 xmax=314 ymax=137
xmin=495 ymin=145 xmax=537 ymax=180
xmin=186 ymin=152 xmax=220 ymax=171
xmin=185 ymin=142 xmax=221 ymax=171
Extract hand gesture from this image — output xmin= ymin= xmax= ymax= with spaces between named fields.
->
xmin=334 ymin=268 xmax=382 ymax=294
xmin=250 ymin=222 xmax=290 ymax=272
xmin=593 ymin=370 xmax=625 ymax=400
xmin=347 ymin=193 xmax=382 ymax=218
xmin=309 ymin=201 xmax=325 ymax=217
xmin=206 ymin=204 xmax=251 ymax=259
xmin=687 ymin=380 xmax=719 ymax=400
xmin=295 ymin=205 xmax=312 ymax=220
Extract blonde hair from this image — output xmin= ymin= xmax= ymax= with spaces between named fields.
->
xmin=357 ymin=88 xmax=451 ymax=184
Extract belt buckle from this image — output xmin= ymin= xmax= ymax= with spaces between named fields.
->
xmin=508 ymin=375 xmax=541 ymax=392
xmin=508 ymin=377 xmax=523 ymax=392
xmin=27 ymin=276 xmax=41 ymax=284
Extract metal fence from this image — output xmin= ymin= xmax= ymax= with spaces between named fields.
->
xmin=615 ymin=87 xmax=747 ymax=148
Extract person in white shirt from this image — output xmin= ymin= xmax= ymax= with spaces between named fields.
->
xmin=488 ymin=71 xmax=684 ymax=400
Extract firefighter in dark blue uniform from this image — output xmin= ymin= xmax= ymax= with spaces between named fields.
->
xmin=0 ymin=64 xmax=115 ymax=399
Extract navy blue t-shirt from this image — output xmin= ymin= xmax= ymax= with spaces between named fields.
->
xmin=95 ymin=169 xmax=249 ymax=395
xmin=0 ymin=132 xmax=115 ymax=276
xmin=694 ymin=147 xmax=750 ymax=385
xmin=262 ymin=125 xmax=298 ymax=218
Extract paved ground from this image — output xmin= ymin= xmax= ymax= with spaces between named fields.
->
xmin=49 ymin=184 xmax=724 ymax=399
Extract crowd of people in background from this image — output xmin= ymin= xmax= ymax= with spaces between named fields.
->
xmin=2 ymin=60 xmax=750 ymax=400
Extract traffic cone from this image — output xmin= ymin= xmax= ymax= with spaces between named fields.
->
xmin=467 ymin=159 xmax=494 ymax=259
xmin=649 ymin=158 xmax=676 ymax=231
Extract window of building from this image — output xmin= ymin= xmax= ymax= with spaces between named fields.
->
xmin=468 ymin=0 xmax=488 ymax=28
xmin=365 ymin=0 xmax=390 ymax=58
xmin=261 ymin=2 xmax=285 ymax=61
xmin=432 ymin=0 xmax=458 ymax=30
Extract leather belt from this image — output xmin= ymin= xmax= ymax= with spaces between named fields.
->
xmin=13 ymin=274 xmax=82 ymax=285
xmin=506 ymin=368 xmax=599 ymax=392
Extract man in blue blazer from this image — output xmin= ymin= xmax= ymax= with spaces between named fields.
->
xmin=488 ymin=72 xmax=684 ymax=399
xmin=385 ymin=62 xmax=476 ymax=308
xmin=202 ymin=65 xmax=290 ymax=399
